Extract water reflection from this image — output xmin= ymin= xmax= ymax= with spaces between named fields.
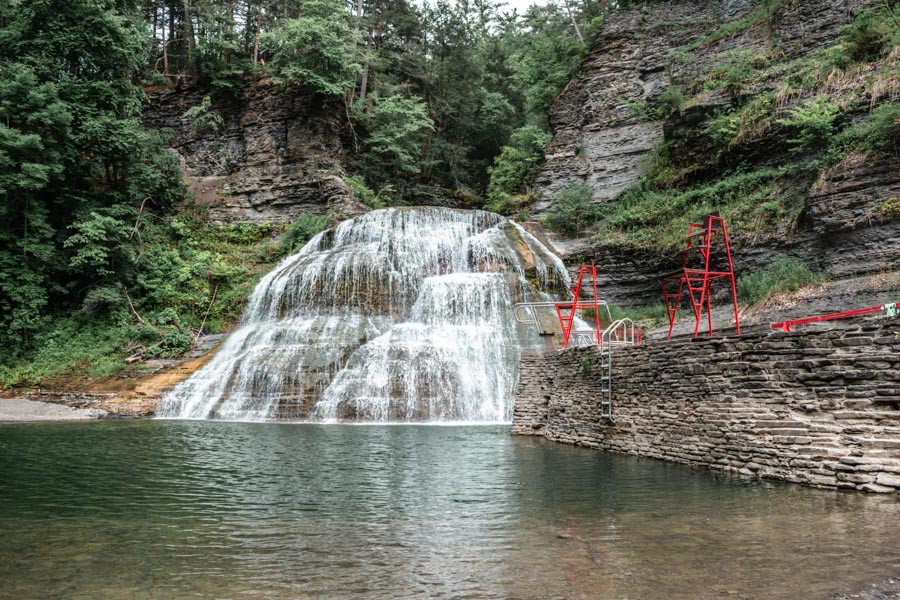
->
xmin=0 ymin=421 xmax=897 ymax=599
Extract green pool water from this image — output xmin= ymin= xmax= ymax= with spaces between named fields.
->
xmin=0 ymin=421 xmax=897 ymax=599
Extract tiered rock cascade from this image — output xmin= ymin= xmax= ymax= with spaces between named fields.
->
xmin=157 ymin=207 xmax=569 ymax=422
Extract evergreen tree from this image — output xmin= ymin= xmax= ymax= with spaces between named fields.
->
xmin=0 ymin=0 xmax=182 ymax=356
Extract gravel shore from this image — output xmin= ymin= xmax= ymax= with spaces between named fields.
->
xmin=0 ymin=398 xmax=107 ymax=422
xmin=834 ymin=579 xmax=900 ymax=600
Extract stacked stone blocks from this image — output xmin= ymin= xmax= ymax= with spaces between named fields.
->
xmin=513 ymin=321 xmax=900 ymax=493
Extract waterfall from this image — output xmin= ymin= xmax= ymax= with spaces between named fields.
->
xmin=156 ymin=207 xmax=569 ymax=422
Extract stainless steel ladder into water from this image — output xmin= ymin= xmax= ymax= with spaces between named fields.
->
xmin=597 ymin=318 xmax=637 ymax=419
xmin=514 ymin=301 xmax=638 ymax=418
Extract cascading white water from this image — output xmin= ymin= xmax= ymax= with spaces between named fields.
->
xmin=156 ymin=207 xmax=569 ymax=422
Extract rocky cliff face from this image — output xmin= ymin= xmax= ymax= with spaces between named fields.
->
xmin=532 ymin=0 xmax=752 ymax=210
xmin=144 ymin=78 xmax=367 ymax=225
xmin=532 ymin=0 xmax=898 ymax=307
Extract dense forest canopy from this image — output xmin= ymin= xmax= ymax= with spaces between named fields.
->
xmin=0 ymin=0 xmax=647 ymax=384
xmin=139 ymin=0 xmax=619 ymax=194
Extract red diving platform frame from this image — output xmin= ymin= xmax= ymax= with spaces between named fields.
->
xmin=772 ymin=302 xmax=900 ymax=332
xmin=555 ymin=265 xmax=603 ymax=349
xmin=660 ymin=213 xmax=741 ymax=340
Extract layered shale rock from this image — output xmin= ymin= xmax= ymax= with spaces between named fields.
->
xmin=531 ymin=0 xmax=897 ymax=306
xmin=531 ymin=0 xmax=759 ymax=212
xmin=143 ymin=78 xmax=367 ymax=224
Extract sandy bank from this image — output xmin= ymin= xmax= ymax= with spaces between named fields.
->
xmin=0 ymin=398 xmax=107 ymax=422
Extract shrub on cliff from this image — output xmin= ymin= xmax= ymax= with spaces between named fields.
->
xmin=833 ymin=102 xmax=900 ymax=160
xmin=777 ymin=97 xmax=842 ymax=153
xmin=840 ymin=8 xmax=899 ymax=62
xmin=542 ymin=183 xmax=601 ymax=236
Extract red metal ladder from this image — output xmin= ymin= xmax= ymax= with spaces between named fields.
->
xmin=660 ymin=213 xmax=741 ymax=340
xmin=555 ymin=265 xmax=603 ymax=349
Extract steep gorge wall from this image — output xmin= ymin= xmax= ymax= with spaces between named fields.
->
xmin=513 ymin=320 xmax=900 ymax=493
xmin=532 ymin=0 xmax=753 ymax=208
xmin=143 ymin=78 xmax=367 ymax=224
xmin=532 ymin=0 xmax=899 ymax=306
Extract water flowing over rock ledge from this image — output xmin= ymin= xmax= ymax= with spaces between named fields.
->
xmin=513 ymin=320 xmax=900 ymax=493
xmin=158 ymin=207 xmax=570 ymax=422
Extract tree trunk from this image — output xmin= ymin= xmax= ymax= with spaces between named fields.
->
xmin=353 ymin=0 xmax=364 ymax=38
xmin=252 ymin=0 xmax=263 ymax=65
xmin=561 ymin=0 xmax=585 ymax=45
xmin=161 ymin=3 xmax=169 ymax=74
xmin=183 ymin=0 xmax=199 ymax=80
xmin=169 ymin=0 xmax=176 ymax=59
xmin=358 ymin=27 xmax=372 ymax=102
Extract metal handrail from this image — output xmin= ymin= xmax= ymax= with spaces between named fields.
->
xmin=601 ymin=318 xmax=637 ymax=348
xmin=513 ymin=300 xmax=614 ymax=331
xmin=513 ymin=302 xmax=558 ymax=335
xmin=513 ymin=302 xmax=641 ymax=350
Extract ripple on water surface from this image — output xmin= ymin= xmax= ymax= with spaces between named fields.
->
xmin=0 ymin=421 xmax=898 ymax=599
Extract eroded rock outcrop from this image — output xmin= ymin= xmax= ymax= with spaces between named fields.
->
xmin=144 ymin=78 xmax=368 ymax=224
xmin=532 ymin=0 xmax=898 ymax=306
xmin=532 ymin=0 xmax=759 ymax=212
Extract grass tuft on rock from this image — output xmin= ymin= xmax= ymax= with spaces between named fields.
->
xmin=737 ymin=257 xmax=829 ymax=306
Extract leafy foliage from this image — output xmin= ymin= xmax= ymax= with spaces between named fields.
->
xmin=277 ymin=213 xmax=330 ymax=257
xmin=597 ymin=166 xmax=810 ymax=250
xmin=344 ymin=175 xmax=399 ymax=209
xmin=833 ymin=102 xmax=900 ymax=159
xmin=0 ymin=0 xmax=182 ymax=359
xmin=777 ymin=97 xmax=841 ymax=153
xmin=542 ymin=183 xmax=601 ymax=236
xmin=702 ymin=50 xmax=770 ymax=98
xmin=183 ymin=96 xmax=224 ymax=137
xmin=709 ymin=92 xmax=775 ymax=149
xmin=355 ymin=94 xmax=435 ymax=180
xmin=840 ymin=8 xmax=899 ymax=62
xmin=485 ymin=125 xmax=551 ymax=214
xmin=658 ymin=85 xmax=685 ymax=115
xmin=507 ymin=4 xmax=585 ymax=127
xmin=262 ymin=0 xmax=359 ymax=96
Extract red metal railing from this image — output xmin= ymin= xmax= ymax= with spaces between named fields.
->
xmin=555 ymin=265 xmax=603 ymax=349
xmin=771 ymin=302 xmax=900 ymax=332
xmin=553 ymin=266 xmax=645 ymax=349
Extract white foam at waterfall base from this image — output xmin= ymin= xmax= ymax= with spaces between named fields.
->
xmin=156 ymin=207 xmax=569 ymax=422
xmin=314 ymin=273 xmax=518 ymax=422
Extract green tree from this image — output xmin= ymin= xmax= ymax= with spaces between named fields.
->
xmin=0 ymin=0 xmax=183 ymax=358
xmin=486 ymin=125 xmax=551 ymax=214
xmin=262 ymin=0 xmax=360 ymax=96
xmin=356 ymin=94 xmax=435 ymax=180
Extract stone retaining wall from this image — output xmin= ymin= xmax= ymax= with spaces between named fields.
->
xmin=513 ymin=321 xmax=900 ymax=493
